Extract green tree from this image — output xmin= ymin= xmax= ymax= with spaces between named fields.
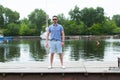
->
xmin=19 ymin=22 xmax=30 ymax=36
xmin=112 ymin=14 xmax=120 ymax=27
xmin=101 ymin=20 xmax=117 ymax=34
xmin=4 ymin=23 xmax=19 ymax=36
xmin=57 ymin=13 xmax=67 ymax=25
xmin=69 ymin=5 xmax=81 ymax=25
xmin=0 ymin=5 xmax=20 ymax=28
xmin=88 ymin=23 xmax=102 ymax=35
xmin=80 ymin=7 xmax=105 ymax=27
xmin=28 ymin=9 xmax=46 ymax=35
xmin=113 ymin=27 xmax=120 ymax=34
xmin=0 ymin=5 xmax=4 ymax=28
xmin=4 ymin=8 xmax=19 ymax=24
xmin=20 ymin=18 xmax=37 ymax=36
xmin=64 ymin=20 xmax=85 ymax=35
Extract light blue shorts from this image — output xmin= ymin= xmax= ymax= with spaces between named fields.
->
xmin=49 ymin=41 xmax=62 ymax=54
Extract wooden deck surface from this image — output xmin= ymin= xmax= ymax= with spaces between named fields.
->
xmin=0 ymin=61 xmax=119 ymax=73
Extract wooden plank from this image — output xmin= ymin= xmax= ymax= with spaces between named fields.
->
xmin=0 ymin=61 xmax=119 ymax=73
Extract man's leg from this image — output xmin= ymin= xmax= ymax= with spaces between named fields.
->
xmin=50 ymin=53 xmax=54 ymax=67
xmin=59 ymin=53 xmax=65 ymax=68
xmin=48 ymin=41 xmax=55 ymax=69
xmin=56 ymin=41 xmax=65 ymax=68
xmin=59 ymin=53 xmax=63 ymax=66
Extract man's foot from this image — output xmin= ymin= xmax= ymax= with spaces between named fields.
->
xmin=61 ymin=65 xmax=66 ymax=69
xmin=48 ymin=66 xmax=52 ymax=69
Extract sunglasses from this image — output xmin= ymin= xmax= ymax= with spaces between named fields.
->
xmin=53 ymin=19 xmax=57 ymax=20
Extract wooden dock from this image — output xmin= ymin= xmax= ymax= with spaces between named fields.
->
xmin=0 ymin=61 xmax=119 ymax=73
xmin=0 ymin=61 xmax=120 ymax=80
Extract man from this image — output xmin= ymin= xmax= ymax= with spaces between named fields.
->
xmin=46 ymin=15 xmax=65 ymax=69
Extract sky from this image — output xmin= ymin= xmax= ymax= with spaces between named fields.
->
xmin=0 ymin=0 xmax=120 ymax=19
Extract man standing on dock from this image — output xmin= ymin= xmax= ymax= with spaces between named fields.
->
xmin=46 ymin=15 xmax=65 ymax=69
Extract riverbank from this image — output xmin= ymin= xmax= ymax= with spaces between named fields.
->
xmin=12 ymin=36 xmax=40 ymax=40
xmin=12 ymin=35 xmax=120 ymax=40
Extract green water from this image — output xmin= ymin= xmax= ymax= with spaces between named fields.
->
xmin=0 ymin=38 xmax=120 ymax=63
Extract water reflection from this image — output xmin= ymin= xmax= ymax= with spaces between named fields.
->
xmin=0 ymin=43 xmax=20 ymax=62
xmin=19 ymin=44 xmax=32 ymax=62
xmin=29 ymin=40 xmax=48 ymax=61
xmin=0 ymin=38 xmax=120 ymax=63
xmin=104 ymin=37 xmax=120 ymax=61
xmin=63 ymin=39 xmax=105 ymax=61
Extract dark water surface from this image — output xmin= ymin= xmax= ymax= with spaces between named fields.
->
xmin=0 ymin=37 xmax=120 ymax=63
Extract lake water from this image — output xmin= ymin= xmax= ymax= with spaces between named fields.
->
xmin=0 ymin=37 xmax=120 ymax=63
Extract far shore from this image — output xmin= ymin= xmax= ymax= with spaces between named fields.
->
xmin=11 ymin=35 xmax=120 ymax=40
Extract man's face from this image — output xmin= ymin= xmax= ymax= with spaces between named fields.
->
xmin=52 ymin=17 xmax=58 ymax=23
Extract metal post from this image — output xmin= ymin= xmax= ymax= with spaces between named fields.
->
xmin=46 ymin=0 xmax=48 ymax=28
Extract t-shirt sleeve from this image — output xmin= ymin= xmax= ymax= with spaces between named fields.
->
xmin=48 ymin=27 xmax=51 ymax=32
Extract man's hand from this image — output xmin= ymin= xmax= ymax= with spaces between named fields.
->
xmin=46 ymin=42 xmax=49 ymax=48
xmin=61 ymin=42 xmax=64 ymax=46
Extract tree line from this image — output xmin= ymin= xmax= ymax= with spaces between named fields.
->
xmin=0 ymin=5 xmax=120 ymax=36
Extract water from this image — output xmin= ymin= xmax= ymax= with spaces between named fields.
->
xmin=0 ymin=37 xmax=120 ymax=63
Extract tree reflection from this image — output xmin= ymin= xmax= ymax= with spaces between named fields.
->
xmin=70 ymin=40 xmax=82 ymax=61
xmin=29 ymin=40 xmax=47 ymax=61
xmin=0 ymin=38 xmax=119 ymax=62
xmin=64 ymin=39 xmax=105 ymax=61
xmin=0 ymin=40 xmax=47 ymax=62
xmin=0 ymin=43 xmax=20 ymax=62
xmin=83 ymin=39 xmax=105 ymax=61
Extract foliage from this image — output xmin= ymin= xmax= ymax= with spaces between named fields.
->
xmin=69 ymin=5 xmax=81 ymax=25
xmin=28 ymin=9 xmax=47 ymax=35
xmin=4 ymin=8 xmax=19 ymax=24
xmin=1 ymin=4 xmax=120 ymax=36
xmin=113 ymin=27 xmax=120 ymax=34
xmin=0 ymin=5 xmax=5 ymax=28
xmin=112 ymin=14 xmax=120 ymax=27
xmin=88 ymin=23 xmax=101 ymax=35
xmin=88 ymin=20 xmax=117 ymax=35
xmin=101 ymin=20 xmax=117 ymax=34
xmin=0 ymin=5 xmax=20 ymax=29
xmin=3 ymin=23 xmax=19 ymax=36
xmin=57 ymin=13 xmax=67 ymax=25
xmin=80 ymin=7 xmax=105 ymax=27
xmin=64 ymin=20 xmax=85 ymax=35
xmin=19 ymin=22 xmax=30 ymax=36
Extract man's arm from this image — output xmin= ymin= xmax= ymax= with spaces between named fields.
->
xmin=46 ymin=31 xmax=50 ymax=48
xmin=61 ymin=30 xmax=65 ymax=46
xmin=61 ymin=30 xmax=65 ymax=42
